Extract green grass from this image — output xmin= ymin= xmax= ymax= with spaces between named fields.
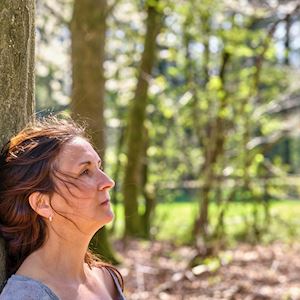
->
xmin=109 ymin=200 xmax=300 ymax=245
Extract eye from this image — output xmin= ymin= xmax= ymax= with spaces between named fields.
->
xmin=98 ymin=162 xmax=104 ymax=171
xmin=80 ymin=169 xmax=90 ymax=176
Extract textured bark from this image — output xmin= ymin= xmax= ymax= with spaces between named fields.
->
xmin=0 ymin=0 xmax=35 ymax=145
xmin=122 ymin=2 xmax=161 ymax=238
xmin=0 ymin=0 xmax=35 ymax=288
xmin=70 ymin=0 xmax=118 ymax=263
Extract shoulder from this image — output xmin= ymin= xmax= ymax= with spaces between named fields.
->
xmin=0 ymin=275 xmax=58 ymax=300
xmin=93 ymin=266 xmax=117 ymax=295
xmin=92 ymin=265 xmax=122 ymax=298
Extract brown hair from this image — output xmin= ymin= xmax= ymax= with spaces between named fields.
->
xmin=0 ymin=117 xmax=123 ymax=289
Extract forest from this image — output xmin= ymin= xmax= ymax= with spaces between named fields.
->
xmin=1 ymin=0 xmax=300 ymax=299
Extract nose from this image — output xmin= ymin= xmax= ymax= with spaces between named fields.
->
xmin=97 ymin=170 xmax=115 ymax=191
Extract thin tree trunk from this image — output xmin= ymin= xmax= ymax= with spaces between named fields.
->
xmin=0 ymin=0 xmax=35 ymax=288
xmin=141 ymin=127 xmax=156 ymax=238
xmin=122 ymin=1 xmax=161 ymax=238
xmin=283 ymin=14 xmax=291 ymax=168
xmin=110 ymin=126 xmax=126 ymax=233
xmin=194 ymin=51 xmax=230 ymax=238
xmin=70 ymin=0 xmax=118 ymax=264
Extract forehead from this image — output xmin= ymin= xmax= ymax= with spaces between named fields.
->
xmin=56 ymin=137 xmax=99 ymax=168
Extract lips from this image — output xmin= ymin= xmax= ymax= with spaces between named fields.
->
xmin=100 ymin=199 xmax=110 ymax=205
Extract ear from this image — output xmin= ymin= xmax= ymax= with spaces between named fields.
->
xmin=28 ymin=192 xmax=52 ymax=219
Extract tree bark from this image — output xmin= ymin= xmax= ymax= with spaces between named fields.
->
xmin=282 ymin=14 xmax=291 ymax=168
xmin=141 ymin=127 xmax=156 ymax=238
xmin=70 ymin=0 xmax=118 ymax=263
xmin=110 ymin=126 xmax=126 ymax=234
xmin=71 ymin=0 xmax=106 ymax=156
xmin=0 ymin=0 xmax=35 ymax=288
xmin=122 ymin=1 xmax=161 ymax=238
xmin=0 ymin=0 xmax=35 ymax=144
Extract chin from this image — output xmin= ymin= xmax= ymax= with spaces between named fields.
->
xmin=95 ymin=209 xmax=114 ymax=227
xmin=104 ymin=210 xmax=115 ymax=224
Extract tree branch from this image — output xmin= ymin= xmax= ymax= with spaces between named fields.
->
xmin=44 ymin=3 xmax=69 ymax=26
xmin=105 ymin=0 xmax=121 ymax=18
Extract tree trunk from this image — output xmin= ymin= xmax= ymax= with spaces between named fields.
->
xmin=122 ymin=1 xmax=161 ymax=238
xmin=70 ymin=0 xmax=118 ymax=263
xmin=141 ymin=127 xmax=156 ymax=238
xmin=110 ymin=126 xmax=126 ymax=234
xmin=0 ymin=0 xmax=35 ymax=288
xmin=0 ymin=0 xmax=35 ymax=143
xmin=89 ymin=228 xmax=119 ymax=264
xmin=282 ymin=15 xmax=291 ymax=169
xmin=71 ymin=0 xmax=106 ymax=155
xmin=194 ymin=51 xmax=230 ymax=238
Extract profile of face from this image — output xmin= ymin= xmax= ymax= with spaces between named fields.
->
xmin=49 ymin=137 xmax=115 ymax=235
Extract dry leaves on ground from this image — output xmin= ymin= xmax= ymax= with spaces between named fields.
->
xmin=115 ymin=240 xmax=300 ymax=300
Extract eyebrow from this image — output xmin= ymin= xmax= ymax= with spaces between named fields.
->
xmin=78 ymin=159 xmax=102 ymax=166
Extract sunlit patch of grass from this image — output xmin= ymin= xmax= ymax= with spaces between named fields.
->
xmin=153 ymin=202 xmax=198 ymax=243
xmin=109 ymin=200 xmax=300 ymax=245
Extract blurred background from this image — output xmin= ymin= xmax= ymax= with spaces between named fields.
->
xmin=35 ymin=0 xmax=300 ymax=299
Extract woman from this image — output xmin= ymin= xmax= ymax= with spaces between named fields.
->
xmin=0 ymin=117 xmax=125 ymax=299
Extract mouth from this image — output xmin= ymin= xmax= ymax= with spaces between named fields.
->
xmin=100 ymin=198 xmax=110 ymax=206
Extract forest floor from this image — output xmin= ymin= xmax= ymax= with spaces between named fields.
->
xmin=115 ymin=240 xmax=300 ymax=300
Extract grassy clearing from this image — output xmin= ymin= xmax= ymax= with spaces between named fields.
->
xmin=109 ymin=200 xmax=300 ymax=245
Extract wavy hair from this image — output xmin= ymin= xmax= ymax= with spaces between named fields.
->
xmin=0 ymin=117 xmax=123 ymax=289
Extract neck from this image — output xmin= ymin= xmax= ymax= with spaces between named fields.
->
xmin=19 ymin=227 xmax=94 ymax=284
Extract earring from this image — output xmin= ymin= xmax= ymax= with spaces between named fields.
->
xmin=49 ymin=215 xmax=53 ymax=222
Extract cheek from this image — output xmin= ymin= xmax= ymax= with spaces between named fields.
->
xmin=52 ymin=183 xmax=98 ymax=214
xmin=51 ymin=192 xmax=96 ymax=218
xmin=57 ymin=178 xmax=97 ymax=200
xmin=74 ymin=179 xmax=96 ymax=194
xmin=70 ymin=184 xmax=98 ymax=208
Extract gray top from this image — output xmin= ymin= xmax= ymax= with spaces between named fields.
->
xmin=0 ymin=269 xmax=126 ymax=300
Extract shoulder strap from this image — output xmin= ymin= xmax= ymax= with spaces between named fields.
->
xmin=105 ymin=267 xmax=125 ymax=299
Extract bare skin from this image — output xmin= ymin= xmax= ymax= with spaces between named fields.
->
xmin=16 ymin=137 xmax=118 ymax=299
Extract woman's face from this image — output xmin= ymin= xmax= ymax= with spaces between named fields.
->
xmin=50 ymin=137 xmax=115 ymax=234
